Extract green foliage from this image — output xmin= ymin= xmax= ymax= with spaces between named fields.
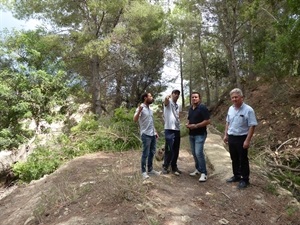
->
xmin=213 ymin=122 xmax=225 ymax=134
xmin=111 ymin=107 xmax=141 ymax=150
xmin=70 ymin=114 xmax=99 ymax=133
xmin=13 ymin=146 xmax=62 ymax=182
xmin=0 ymin=30 xmax=71 ymax=150
xmin=285 ymin=205 xmax=299 ymax=217
xmin=264 ymin=182 xmax=278 ymax=196
xmin=13 ymin=107 xmax=142 ymax=183
xmin=113 ymin=107 xmax=134 ymax=122
xmin=180 ymin=125 xmax=189 ymax=138
xmin=277 ymin=171 xmax=300 ymax=189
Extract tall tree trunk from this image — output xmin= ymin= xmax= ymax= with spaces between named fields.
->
xmin=247 ymin=22 xmax=255 ymax=79
xmin=225 ymin=42 xmax=240 ymax=88
xmin=180 ymin=47 xmax=185 ymax=108
xmin=179 ymin=34 xmax=185 ymax=108
xmin=91 ymin=56 xmax=102 ymax=115
xmin=197 ymin=35 xmax=211 ymax=107
xmin=214 ymin=76 xmax=220 ymax=104
xmin=189 ymin=51 xmax=193 ymax=106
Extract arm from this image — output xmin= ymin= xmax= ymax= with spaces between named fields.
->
xmin=223 ymin=122 xmax=229 ymax=144
xmin=164 ymin=95 xmax=171 ymax=106
xmin=133 ymin=105 xmax=143 ymax=122
xmin=155 ymin=129 xmax=159 ymax=138
xmin=187 ymin=119 xmax=211 ymax=130
xmin=195 ymin=119 xmax=210 ymax=128
xmin=243 ymin=126 xmax=256 ymax=149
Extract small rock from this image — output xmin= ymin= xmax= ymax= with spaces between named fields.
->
xmin=218 ymin=218 xmax=229 ymax=224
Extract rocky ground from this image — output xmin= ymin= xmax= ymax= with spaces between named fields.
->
xmin=0 ymin=128 xmax=299 ymax=225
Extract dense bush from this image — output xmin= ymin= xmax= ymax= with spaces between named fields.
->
xmin=12 ymin=107 xmax=143 ymax=182
xmin=13 ymin=146 xmax=62 ymax=182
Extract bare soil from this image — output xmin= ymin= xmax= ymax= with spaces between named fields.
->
xmin=0 ymin=131 xmax=299 ymax=225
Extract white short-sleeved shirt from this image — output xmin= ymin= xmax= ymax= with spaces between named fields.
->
xmin=226 ymin=103 xmax=258 ymax=136
xmin=164 ymin=99 xmax=180 ymax=130
xmin=134 ymin=103 xmax=156 ymax=136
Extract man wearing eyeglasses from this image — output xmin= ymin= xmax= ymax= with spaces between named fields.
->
xmin=162 ymin=89 xmax=182 ymax=175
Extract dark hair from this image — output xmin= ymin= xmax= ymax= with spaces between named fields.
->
xmin=191 ymin=91 xmax=201 ymax=98
xmin=141 ymin=92 xmax=149 ymax=102
xmin=172 ymin=89 xmax=180 ymax=94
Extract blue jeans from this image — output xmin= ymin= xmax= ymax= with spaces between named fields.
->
xmin=163 ymin=129 xmax=180 ymax=170
xmin=189 ymin=133 xmax=207 ymax=175
xmin=141 ymin=133 xmax=156 ymax=173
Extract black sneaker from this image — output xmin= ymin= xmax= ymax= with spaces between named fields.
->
xmin=162 ymin=167 xmax=169 ymax=174
xmin=238 ymin=180 xmax=250 ymax=189
xmin=226 ymin=176 xmax=241 ymax=183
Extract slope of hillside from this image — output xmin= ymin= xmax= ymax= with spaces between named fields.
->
xmin=0 ymin=130 xmax=299 ymax=225
xmin=211 ymin=77 xmax=300 ymax=148
xmin=211 ymin=77 xmax=300 ymax=199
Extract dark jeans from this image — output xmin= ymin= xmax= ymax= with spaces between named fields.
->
xmin=141 ymin=133 xmax=156 ymax=173
xmin=228 ymin=135 xmax=249 ymax=182
xmin=163 ymin=129 xmax=180 ymax=170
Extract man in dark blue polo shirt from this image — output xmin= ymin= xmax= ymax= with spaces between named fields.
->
xmin=186 ymin=92 xmax=210 ymax=182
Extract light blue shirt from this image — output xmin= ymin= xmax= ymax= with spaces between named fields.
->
xmin=226 ymin=103 xmax=258 ymax=136
xmin=164 ymin=99 xmax=180 ymax=130
xmin=134 ymin=103 xmax=156 ymax=136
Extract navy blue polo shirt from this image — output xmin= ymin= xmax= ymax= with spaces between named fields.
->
xmin=187 ymin=104 xmax=210 ymax=136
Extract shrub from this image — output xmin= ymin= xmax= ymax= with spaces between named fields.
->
xmin=13 ymin=146 xmax=62 ymax=182
xmin=13 ymin=107 xmax=142 ymax=183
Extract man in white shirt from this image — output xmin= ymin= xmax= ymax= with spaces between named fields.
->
xmin=162 ymin=90 xmax=181 ymax=175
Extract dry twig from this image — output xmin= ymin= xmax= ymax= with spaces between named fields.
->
xmin=221 ymin=192 xmax=231 ymax=199
xmin=267 ymin=163 xmax=300 ymax=173
xmin=275 ymin=138 xmax=296 ymax=153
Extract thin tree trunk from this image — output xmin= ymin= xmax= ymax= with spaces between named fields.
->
xmin=180 ymin=48 xmax=185 ymax=108
xmin=179 ymin=34 xmax=185 ymax=108
xmin=115 ymin=71 xmax=122 ymax=108
xmin=91 ymin=56 xmax=102 ymax=115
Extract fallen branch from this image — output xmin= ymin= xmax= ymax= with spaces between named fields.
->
xmin=267 ymin=163 xmax=300 ymax=172
xmin=275 ymin=138 xmax=296 ymax=153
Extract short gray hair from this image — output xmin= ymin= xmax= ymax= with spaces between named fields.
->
xmin=230 ymin=88 xmax=243 ymax=97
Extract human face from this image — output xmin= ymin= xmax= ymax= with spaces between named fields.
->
xmin=191 ymin=93 xmax=200 ymax=105
xmin=146 ymin=93 xmax=154 ymax=104
xmin=172 ymin=92 xmax=180 ymax=102
xmin=230 ymin=92 xmax=243 ymax=108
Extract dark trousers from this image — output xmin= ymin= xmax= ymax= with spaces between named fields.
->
xmin=228 ymin=135 xmax=250 ymax=182
xmin=163 ymin=129 xmax=180 ymax=170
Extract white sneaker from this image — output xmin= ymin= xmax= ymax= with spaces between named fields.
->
xmin=142 ymin=172 xmax=149 ymax=180
xmin=199 ymin=173 xmax=207 ymax=182
xmin=173 ymin=171 xmax=180 ymax=176
xmin=189 ymin=169 xmax=200 ymax=176
xmin=148 ymin=170 xmax=161 ymax=176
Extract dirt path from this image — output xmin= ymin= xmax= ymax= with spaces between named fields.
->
xmin=0 ymin=130 xmax=299 ymax=225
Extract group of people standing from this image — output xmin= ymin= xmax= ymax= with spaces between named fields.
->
xmin=133 ymin=88 xmax=257 ymax=189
